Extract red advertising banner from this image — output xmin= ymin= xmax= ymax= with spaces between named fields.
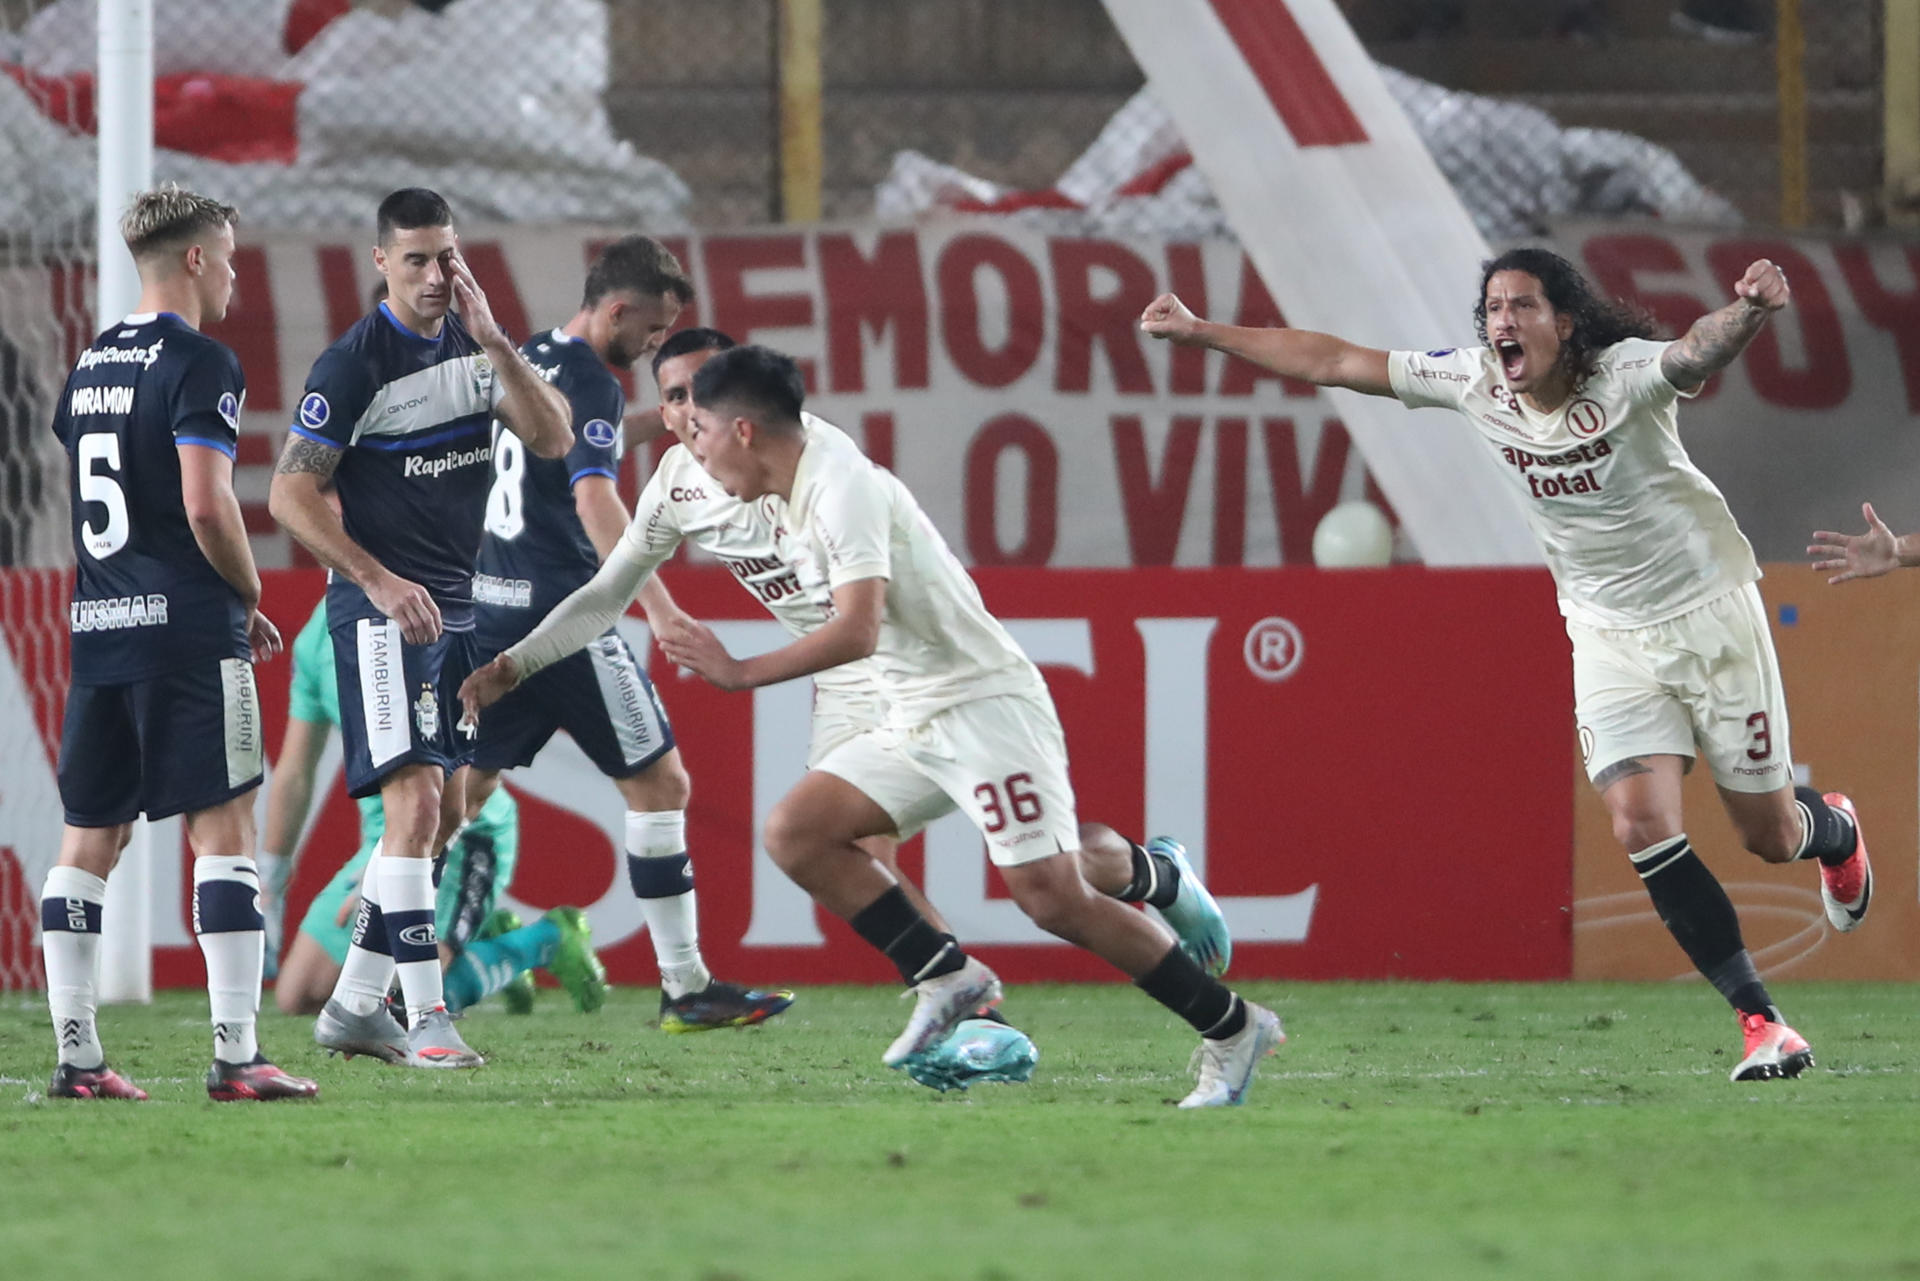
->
xmin=0 ymin=566 xmax=1573 ymax=989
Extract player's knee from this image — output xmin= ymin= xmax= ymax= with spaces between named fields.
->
xmin=1005 ymin=866 xmax=1092 ymax=939
xmin=644 ymin=756 xmax=693 ymax=811
xmin=1741 ymin=822 xmax=1799 ymax=864
xmin=1609 ymin=806 xmax=1679 ymax=854
xmin=761 ymin=804 xmax=814 ymax=871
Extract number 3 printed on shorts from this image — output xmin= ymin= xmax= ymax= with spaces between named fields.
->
xmin=1746 ymin=711 xmax=1772 ymax=762
xmin=974 ymin=772 xmax=1044 ymax=833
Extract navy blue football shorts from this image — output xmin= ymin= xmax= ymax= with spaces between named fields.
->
xmin=58 ymin=656 xmax=264 ymax=826
xmin=332 ymin=617 xmax=480 ymax=799
xmin=471 ymin=630 xmax=675 ymax=779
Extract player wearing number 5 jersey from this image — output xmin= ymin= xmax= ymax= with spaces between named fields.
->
xmin=467 ymin=238 xmax=792 ymax=1032
xmin=43 ymin=185 xmax=315 ymax=1103
xmin=1143 ymin=247 xmax=1872 ymax=1083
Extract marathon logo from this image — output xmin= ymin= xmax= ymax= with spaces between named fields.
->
xmin=70 ymin=385 xmax=135 ymax=416
xmin=70 ymin=593 xmax=169 ymax=632
xmin=404 ymin=443 xmax=491 ymax=479
xmin=76 ymin=340 xmax=164 ymax=371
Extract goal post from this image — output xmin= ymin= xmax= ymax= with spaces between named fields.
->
xmin=93 ymin=0 xmax=154 ymax=1004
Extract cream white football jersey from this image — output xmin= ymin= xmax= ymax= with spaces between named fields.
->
xmin=630 ymin=414 xmax=873 ymax=697
xmin=780 ymin=415 xmax=1046 ymax=726
xmin=1389 ymin=339 xmax=1759 ymax=628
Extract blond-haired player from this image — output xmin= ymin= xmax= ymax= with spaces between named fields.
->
xmin=1143 ymin=247 xmax=1872 ymax=1083
xmin=43 ymin=185 xmax=315 ymax=1101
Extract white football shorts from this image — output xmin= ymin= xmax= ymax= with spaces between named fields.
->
xmin=813 ymin=691 xmax=1081 ymax=866
xmin=807 ymin=683 xmax=887 ymax=769
xmin=1570 ymin=581 xmax=1792 ymax=794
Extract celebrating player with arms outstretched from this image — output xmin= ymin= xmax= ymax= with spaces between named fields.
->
xmin=463 ymin=347 xmax=1268 ymax=1108
xmin=43 ymin=185 xmax=315 ymax=1102
xmin=1144 ymin=248 xmax=1872 ymax=1082
xmin=268 ymin=187 xmax=570 ymax=1068
xmin=466 ymin=239 xmax=792 ymax=1033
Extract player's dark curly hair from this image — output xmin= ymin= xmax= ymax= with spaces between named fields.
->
xmin=1472 ymin=247 xmax=1661 ymax=390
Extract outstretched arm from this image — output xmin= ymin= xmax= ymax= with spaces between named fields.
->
xmin=1140 ymin=292 xmax=1395 ymax=396
xmin=1660 ymin=259 xmax=1790 ymax=392
xmin=1810 ymin=502 xmax=1920 ymax=585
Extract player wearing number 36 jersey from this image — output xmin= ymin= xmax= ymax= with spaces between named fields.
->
xmin=1143 ymin=246 xmax=1872 ymax=1084
xmin=462 ymin=344 xmax=1274 ymax=1108
xmin=42 ymin=184 xmax=315 ymax=1104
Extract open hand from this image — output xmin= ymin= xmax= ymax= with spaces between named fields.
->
xmin=656 ymin=615 xmax=749 ymax=690
xmin=457 ymin=652 xmax=521 ymax=731
xmin=1810 ymin=502 xmax=1899 ymax=585
xmin=448 ymin=241 xmax=508 ymax=349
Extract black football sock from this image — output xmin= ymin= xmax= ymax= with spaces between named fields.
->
xmin=1116 ymin=841 xmax=1182 ymax=910
xmin=1632 ymin=836 xmax=1773 ymax=1018
xmin=849 ymin=886 xmax=965 ymax=985
xmin=1136 ymin=945 xmax=1245 ymax=1039
xmin=1791 ymin=786 xmax=1857 ymax=867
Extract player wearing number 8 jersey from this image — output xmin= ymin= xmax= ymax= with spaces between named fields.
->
xmin=466 ymin=239 xmax=792 ymax=1031
xmin=43 ymin=184 xmax=315 ymax=1102
xmin=1143 ymin=247 xmax=1872 ymax=1082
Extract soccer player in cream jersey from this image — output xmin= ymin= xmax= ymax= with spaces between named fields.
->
xmin=637 ymin=328 xmax=1229 ymax=1087
xmin=1143 ymin=247 xmax=1872 ymax=1083
xmin=461 ymin=345 xmax=1265 ymax=1108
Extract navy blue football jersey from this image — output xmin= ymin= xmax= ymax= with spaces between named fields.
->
xmin=54 ymin=311 xmax=248 ymax=683
xmin=472 ymin=329 xmax=624 ymax=649
xmin=290 ymin=303 xmax=505 ymax=633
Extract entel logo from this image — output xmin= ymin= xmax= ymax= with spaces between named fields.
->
xmin=1243 ymin=617 xmax=1304 ymax=681
xmin=299 ymin=392 xmax=330 ymax=430
xmin=670 ymin=486 xmax=708 ymax=502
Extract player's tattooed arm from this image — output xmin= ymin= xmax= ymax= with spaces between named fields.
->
xmin=1661 ymin=258 xmax=1789 ymax=391
xmin=1590 ymin=757 xmax=1654 ymax=792
xmin=273 ymin=434 xmax=342 ymax=481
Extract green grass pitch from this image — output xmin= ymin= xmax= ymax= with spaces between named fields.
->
xmin=3 ymin=981 xmax=1916 ymax=1281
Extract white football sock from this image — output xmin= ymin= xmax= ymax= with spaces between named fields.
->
xmin=41 ymin=865 xmax=107 ymax=1070
xmin=626 ymin=810 xmax=709 ymax=999
xmin=379 ymin=854 xmax=444 ymax=1024
xmin=192 ymin=854 xmax=263 ymax=1065
xmin=330 ymin=843 xmax=395 ymax=1017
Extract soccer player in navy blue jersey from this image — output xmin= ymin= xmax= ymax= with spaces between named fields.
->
xmin=42 ymin=184 xmax=317 ymax=1102
xmin=268 ymin=188 xmax=570 ymax=1068
xmin=464 ymin=236 xmax=793 ymax=1032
